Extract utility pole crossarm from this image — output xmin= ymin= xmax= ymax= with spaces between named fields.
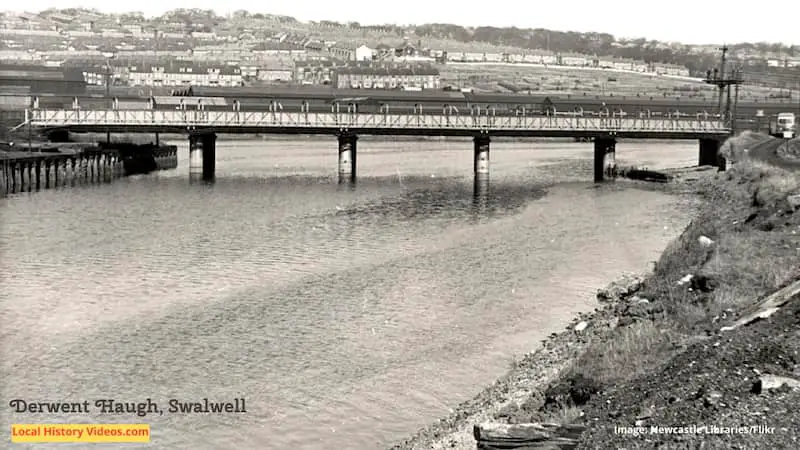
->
xmin=703 ymin=45 xmax=743 ymax=134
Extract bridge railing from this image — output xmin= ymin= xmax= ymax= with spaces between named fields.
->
xmin=27 ymin=109 xmax=731 ymax=134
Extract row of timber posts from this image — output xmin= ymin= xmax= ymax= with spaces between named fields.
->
xmin=1 ymin=151 xmax=125 ymax=196
xmin=153 ymin=146 xmax=179 ymax=171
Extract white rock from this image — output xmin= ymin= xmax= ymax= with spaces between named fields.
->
xmin=677 ymin=274 xmax=694 ymax=286
xmin=698 ymin=236 xmax=714 ymax=247
xmin=753 ymin=375 xmax=800 ymax=392
xmin=574 ymin=321 xmax=588 ymax=332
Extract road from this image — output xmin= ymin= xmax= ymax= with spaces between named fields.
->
xmin=749 ymin=138 xmax=800 ymax=170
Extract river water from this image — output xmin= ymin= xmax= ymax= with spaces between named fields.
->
xmin=1 ymin=138 xmax=699 ymax=449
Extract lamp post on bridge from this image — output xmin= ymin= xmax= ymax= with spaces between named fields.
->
xmin=102 ymin=51 xmax=115 ymax=144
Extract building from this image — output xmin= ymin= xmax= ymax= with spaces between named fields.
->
xmin=125 ymin=62 xmax=243 ymax=87
xmin=0 ymin=63 xmax=86 ymax=95
xmin=560 ymin=53 xmax=590 ymax=67
xmin=354 ymin=45 xmax=374 ymax=61
xmin=334 ymin=64 xmax=440 ymax=89
xmin=294 ymin=59 xmax=341 ymax=85
xmin=257 ymin=67 xmax=293 ymax=82
xmin=651 ymin=63 xmax=690 ymax=77
xmin=328 ymin=46 xmax=354 ymax=60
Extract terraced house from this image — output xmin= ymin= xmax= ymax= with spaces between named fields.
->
xmin=334 ymin=64 xmax=440 ymax=89
xmin=125 ymin=62 xmax=243 ymax=87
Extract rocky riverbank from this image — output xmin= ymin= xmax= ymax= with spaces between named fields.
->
xmin=391 ymin=134 xmax=800 ymax=449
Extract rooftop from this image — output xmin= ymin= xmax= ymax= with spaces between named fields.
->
xmin=337 ymin=65 xmax=440 ymax=76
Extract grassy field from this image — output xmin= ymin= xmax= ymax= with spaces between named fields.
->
xmin=437 ymin=63 xmax=795 ymax=101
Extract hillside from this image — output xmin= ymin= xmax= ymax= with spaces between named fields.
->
xmin=283 ymin=20 xmax=799 ymax=84
xmin=6 ymin=9 xmax=799 ymax=86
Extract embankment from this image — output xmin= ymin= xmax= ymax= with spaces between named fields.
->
xmin=391 ymin=135 xmax=800 ymax=449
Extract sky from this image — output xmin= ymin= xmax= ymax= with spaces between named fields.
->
xmin=8 ymin=0 xmax=800 ymax=46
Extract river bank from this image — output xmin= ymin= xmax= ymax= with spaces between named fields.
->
xmin=391 ymin=133 xmax=800 ymax=449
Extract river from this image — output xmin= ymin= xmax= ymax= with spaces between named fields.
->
xmin=0 ymin=138 xmax=699 ymax=449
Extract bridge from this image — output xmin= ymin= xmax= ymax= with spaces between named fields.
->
xmin=25 ymin=107 xmax=731 ymax=183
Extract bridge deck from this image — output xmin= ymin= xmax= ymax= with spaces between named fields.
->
xmin=27 ymin=109 xmax=731 ymax=139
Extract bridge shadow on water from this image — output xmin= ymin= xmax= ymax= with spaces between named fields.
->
xmin=329 ymin=175 xmax=547 ymax=224
xmin=182 ymin=173 xmax=549 ymax=226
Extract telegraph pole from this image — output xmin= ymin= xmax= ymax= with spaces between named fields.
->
xmin=704 ymin=45 xmax=743 ymax=134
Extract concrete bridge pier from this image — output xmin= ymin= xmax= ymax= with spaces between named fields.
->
xmin=473 ymin=135 xmax=490 ymax=179
xmin=202 ymin=134 xmax=216 ymax=181
xmin=699 ymin=138 xmax=726 ymax=171
xmin=189 ymin=133 xmax=217 ymax=181
xmin=189 ymin=135 xmax=203 ymax=179
xmin=338 ymin=133 xmax=357 ymax=183
xmin=594 ymin=138 xmax=617 ymax=183
xmin=473 ymin=174 xmax=490 ymax=213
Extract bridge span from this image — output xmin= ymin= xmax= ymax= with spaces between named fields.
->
xmin=26 ymin=108 xmax=731 ymax=183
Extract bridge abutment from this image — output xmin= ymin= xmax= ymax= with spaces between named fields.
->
xmin=594 ymin=138 xmax=617 ymax=182
xmin=698 ymin=138 xmax=717 ymax=166
xmin=698 ymin=138 xmax=726 ymax=171
xmin=337 ymin=133 xmax=357 ymax=183
xmin=474 ymin=134 xmax=490 ymax=178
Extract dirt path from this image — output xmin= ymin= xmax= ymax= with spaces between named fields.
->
xmin=748 ymin=137 xmax=800 ymax=170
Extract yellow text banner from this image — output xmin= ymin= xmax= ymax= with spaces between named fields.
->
xmin=11 ymin=424 xmax=150 ymax=443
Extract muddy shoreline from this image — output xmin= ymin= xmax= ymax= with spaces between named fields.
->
xmin=389 ymin=168 xmax=706 ymax=450
xmin=391 ymin=134 xmax=800 ymax=449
